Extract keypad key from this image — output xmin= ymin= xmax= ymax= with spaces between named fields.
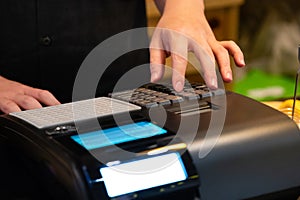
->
xmin=194 ymin=90 xmax=212 ymax=99
xmin=135 ymin=100 xmax=158 ymax=108
xmin=152 ymin=98 xmax=171 ymax=105
xmin=212 ymin=89 xmax=225 ymax=96
xmin=165 ymin=95 xmax=184 ymax=103
xmin=176 ymin=92 xmax=200 ymax=100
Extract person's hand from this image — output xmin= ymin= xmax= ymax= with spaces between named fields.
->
xmin=150 ymin=0 xmax=245 ymax=91
xmin=0 ymin=76 xmax=60 ymax=114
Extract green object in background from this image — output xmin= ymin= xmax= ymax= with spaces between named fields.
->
xmin=232 ymin=69 xmax=297 ymax=101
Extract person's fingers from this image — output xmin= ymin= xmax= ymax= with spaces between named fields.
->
xmin=150 ymin=28 xmax=189 ymax=91
xmin=0 ymin=98 xmax=22 ymax=114
xmin=24 ymin=87 xmax=61 ymax=106
xmin=220 ymin=41 xmax=245 ymax=67
xmin=0 ymin=91 xmax=59 ymax=113
xmin=150 ymin=48 xmax=166 ymax=83
xmin=192 ymin=41 xmax=218 ymax=89
xmin=150 ymin=28 xmax=167 ymax=83
xmin=13 ymin=93 xmax=43 ymax=110
xmin=211 ymin=41 xmax=245 ymax=83
xmin=168 ymin=32 xmax=188 ymax=92
xmin=201 ymin=64 xmax=218 ymax=90
xmin=171 ymin=53 xmax=188 ymax=92
xmin=0 ymin=76 xmax=60 ymax=113
xmin=211 ymin=43 xmax=232 ymax=83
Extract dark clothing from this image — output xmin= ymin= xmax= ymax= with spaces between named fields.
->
xmin=0 ymin=2 xmax=149 ymax=198
xmin=0 ymin=0 xmax=150 ymax=103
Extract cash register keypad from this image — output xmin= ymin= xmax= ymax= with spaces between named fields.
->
xmin=110 ymin=83 xmax=225 ymax=108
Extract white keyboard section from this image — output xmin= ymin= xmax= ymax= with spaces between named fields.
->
xmin=9 ymin=97 xmax=141 ymax=129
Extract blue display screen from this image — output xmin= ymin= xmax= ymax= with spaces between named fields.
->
xmin=71 ymin=121 xmax=167 ymax=150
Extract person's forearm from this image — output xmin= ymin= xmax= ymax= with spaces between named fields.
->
xmin=154 ymin=0 xmax=205 ymax=15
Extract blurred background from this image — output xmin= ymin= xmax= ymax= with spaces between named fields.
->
xmin=146 ymin=0 xmax=300 ymax=101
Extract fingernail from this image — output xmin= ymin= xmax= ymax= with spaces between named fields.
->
xmin=151 ymin=72 xmax=158 ymax=82
xmin=240 ymin=58 xmax=246 ymax=66
xmin=211 ymin=78 xmax=218 ymax=89
xmin=175 ymin=81 xmax=183 ymax=92
xmin=226 ymin=72 xmax=232 ymax=81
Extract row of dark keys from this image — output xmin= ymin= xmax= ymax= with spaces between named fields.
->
xmin=110 ymin=83 xmax=225 ymax=108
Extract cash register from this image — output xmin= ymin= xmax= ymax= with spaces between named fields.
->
xmin=1 ymin=82 xmax=300 ymax=200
